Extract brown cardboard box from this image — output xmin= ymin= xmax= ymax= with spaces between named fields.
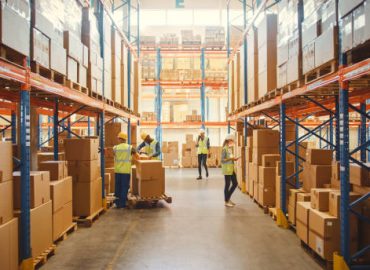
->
xmin=258 ymin=184 xmax=275 ymax=206
xmin=67 ymin=160 xmax=100 ymax=182
xmin=50 ymin=176 xmax=72 ymax=213
xmin=262 ymin=154 xmax=280 ymax=167
xmin=258 ymin=166 xmax=275 ymax=187
xmin=104 ymin=173 xmax=111 ymax=195
xmin=13 ymin=171 xmax=50 ymax=209
xmin=105 ymin=167 xmax=115 ymax=194
xmin=105 ymin=122 xmax=125 ymax=147
xmin=303 ymin=163 xmax=331 ymax=192
xmin=139 ymin=176 xmax=165 ymax=198
xmin=252 ymin=147 xmax=279 ymax=165
xmin=311 ymin=188 xmax=331 ymax=211
xmin=350 ymin=163 xmax=370 ymax=186
xmin=252 ymin=129 xmax=279 ymax=148
xmin=52 ymin=201 xmax=73 ymax=241
xmin=306 ymin=149 xmax=333 ymax=165
xmin=288 ymin=189 xmax=304 ymax=208
xmin=251 ymin=163 xmax=259 ymax=183
xmin=73 ymin=178 xmax=102 ymax=217
xmin=37 ymin=152 xmax=65 ymax=163
xmin=135 ymin=160 xmax=164 ymax=180
xmin=332 ymin=161 xmax=340 ymax=181
xmin=276 ymin=161 xmax=294 ymax=176
xmin=297 ymin=192 xmax=311 ymax=202
xmin=0 ymin=181 xmax=13 ymax=225
xmin=0 ymin=141 xmax=13 ymax=182
xmin=131 ymin=166 xmax=138 ymax=195
xmin=253 ymin=181 xmax=259 ymax=202
xmin=275 ymin=175 xmax=290 ymax=210
xmin=64 ymin=138 xmax=99 ymax=161
xmin=39 ymin=161 xmax=68 ymax=181
xmin=0 ymin=218 xmax=18 ymax=270
xmin=296 ymin=202 xmax=311 ymax=244
xmin=329 ymin=190 xmax=362 ymax=218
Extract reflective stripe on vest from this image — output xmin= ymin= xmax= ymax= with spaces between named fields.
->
xmin=197 ymin=137 xmax=209 ymax=155
xmin=221 ymin=146 xmax=234 ymax=175
xmin=114 ymin=143 xmax=132 ymax=174
xmin=145 ymin=140 xmax=159 ymax=160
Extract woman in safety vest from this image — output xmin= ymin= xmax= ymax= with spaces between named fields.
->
xmin=137 ymin=132 xmax=161 ymax=160
xmin=221 ymin=134 xmax=240 ymax=207
xmin=196 ymin=129 xmax=210 ymax=180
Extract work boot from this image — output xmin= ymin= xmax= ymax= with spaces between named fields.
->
xmin=225 ymin=201 xmax=234 ymax=207
xmin=229 ymin=200 xmax=236 ymax=206
xmin=196 ymin=176 xmax=202 ymax=180
xmin=206 ymin=171 xmax=209 ymax=178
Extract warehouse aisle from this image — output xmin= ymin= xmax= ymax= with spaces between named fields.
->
xmin=41 ymin=169 xmax=320 ymax=270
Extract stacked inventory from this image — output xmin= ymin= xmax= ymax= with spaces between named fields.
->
xmin=205 ymin=58 xmax=227 ymax=81
xmin=160 ymin=33 xmax=179 ymax=48
xmin=205 ymin=26 xmax=225 ymax=48
xmin=141 ymin=112 xmax=157 ymax=121
xmin=181 ymin=30 xmax=201 ymax=47
xmin=162 ymin=142 xmax=179 ymax=167
xmin=64 ymin=138 xmax=102 ymax=217
xmin=185 ymin=110 xmax=202 ymax=122
xmin=246 ymin=27 xmax=259 ymax=103
xmin=141 ymin=54 xmax=156 ymax=80
xmin=258 ymin=154 xmax=281 ymax=206
xmin=0 ymin=142 xmax=18 ymax=270
xmin=135 ymin=160 xmax=165 ymax=198
xmin=141 ymin=35 xmax=156 ymax=47
xmin=112 ymin=28 xmax=123 ymax=104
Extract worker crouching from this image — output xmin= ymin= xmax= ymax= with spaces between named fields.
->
xmin=137 ymin=132 xmax=161 ymax=159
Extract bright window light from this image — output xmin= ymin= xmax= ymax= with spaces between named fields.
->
xmin=194 ymin=10 xmax=220 ymax=25
xmin=141 ymin=10 xmax=166 ymax=27
xmin=167 ymin=9 xmax=193 ymax=26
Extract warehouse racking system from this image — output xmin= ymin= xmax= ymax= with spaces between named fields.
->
xmin=0 ymin=0 xmax=140 ymax=268
xmin=227 ymin=0 xmax=370 ymax=269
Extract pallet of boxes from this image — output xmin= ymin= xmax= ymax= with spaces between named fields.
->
xmin=64 ymin=137 xmax=103 ymax=226
xmin=162 ymin=141 xmax=180 ymax=167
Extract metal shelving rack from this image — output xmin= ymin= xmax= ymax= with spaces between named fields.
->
xmin=227 ymin=0 xmax=370 ymax=269
xmin=0 ymin=1 xmax=140 ymax=268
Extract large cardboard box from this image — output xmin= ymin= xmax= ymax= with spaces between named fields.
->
xmin=105 ymin=122 xmax=125 ymax=147
xmin=252 ymin=129 xmax=279 ymax=148
xmin=289 ymin=189 xmax=305 ymax=208
xmin=0 ymin=181 xmax=13 ymax=225
xmin=50 ymin=176 xmax=72 ymax=213
xmin=329 ymin=190 xmax=362 ymax=218
xmin=275 ymin=175 xmax=290 ymax=210
xmin=0 ymin=218 xmax=18 ymax=270
xmin=13 ymin=171 xmax=50 ymax=209
xmin=296 ymin=202 xmax=311 ymax=244
xmin=52 ymin=201 xmax=73 ymax=241
xmin=39 ymin=161 xmax=68 ymax=181
xmin=310 ymin=188 xmax=331 ymax=211
xmin=64 ymin=138 xmax=99 ymax=161
xmin=253 ymin=181 xmax=259 ymax=202
xmin=252 ymin=147 xmax=279 ymax=165
xmin=105 ymin=167 xmax=115 ymax=194
xmin=350 ymin=163 xmax=370 ymax=186
xmin=297 ymin=192 xmax=311 ymax=202
xmin=131 ymin=166 xmax=138 ymax=195
xmin=135 ymin=160 xmax=164 ymax=180
xmin=73 ymin=178 xmax=102 ymax=217
xmin=339 ymin=0 xmax=364 ymax=17
xmin=315 ymin=26 xmax=338 ymax=68
xmin=258 ymin=166 xmax=275 ymax=187
xmin=67 ymin=160 xmax=100 ymax=182
xmin=0 ymin=141 xmax=13 ymax=182
xmin=37 ymin=152 xmax=65 ymax=163
xmin=262 ymin=154 xmax=280 ymax=167
xmin=303 ymin=163 xmax=331 ymax=192
xmin=139 ymin=176 xmax=165 ymax=198
xmin=306 ymin=149 xmax=333 ymax=165
xmin=258 ymin=184 xmax=275 ymax=206
xmin=276 ymin=161 xmax=294 ymax=176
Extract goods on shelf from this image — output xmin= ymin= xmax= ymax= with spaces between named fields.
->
xmin=205 ymin=26 xmax=225 ymax=48
xmin=141 ymin=35 xmax=156 ymax=47
xmin=141 ymin=112 xmax=157 ymax=122
xmin=181 ymin=30 xmax=201 ymax=47
xmin=162 ymin=141 xmax=179 ymax=167
xmin=185 ymin=110 xmax=201 ymax=122
xmin=159 ymin=33 xmax=179 ymax=47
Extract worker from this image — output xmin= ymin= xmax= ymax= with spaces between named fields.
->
xmin=195 ymin=129 xmax=210 ymax=180
xmin=137 ymin=132 xmax=161 ymax=160
xmin=221 ymin=134 xmax=240 ymax=207
xmin=113 ymin=132 xmax=139 ymax=208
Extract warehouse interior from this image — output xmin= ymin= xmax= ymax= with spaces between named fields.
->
xmin=0 ymin=0 xmax=369 ymax=270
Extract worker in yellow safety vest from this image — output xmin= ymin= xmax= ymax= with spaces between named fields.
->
xmin=195 ymin=129 xmax=210 ymax=180
xmin=137 ymin=132 xmax=161 ymax=160
xmin=221 ymin=134 xmax=240 ymax=207
xmin=113 ymin=132 xmax=139 ymax=208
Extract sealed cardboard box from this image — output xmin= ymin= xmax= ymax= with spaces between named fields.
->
xmin=64 ymin=138 xmax=99 ymax=161
xmin=30 ymin=201 xmax=52 ymax=258
xmin=329 ymin=190 xmax=361 ymax=218
xmin=0 ymin=181 xmax=13 ymax=225
xmin=135 ymin=160 xmax=164 ymax=180
xmin=252 ymin=147 xmax=279 ymax=165
xmin=37 ymin=152 xmax=65 ymax=163
xmin=104 ymin=173 xmax=111 ymax=195
xmin=314 ymin=26 xmax=338 ymax=68
xmin=332 ymin=161 xmax=340 ymax=181
xmin=131 ymin=166 xmax=138 ymax=195
xmin=0 ymin=218 xmax=18 ymax=270
xmin=67 ymin=160 xmax=100 ymax=182
xmin=105 ymin=122 xmax=125 ymax=147
xmin=13 ymin=171 xmax=51 ymax=209
xmin=350 ymin=163 xmax=370 ymax=186
xmin=297 ymin=192 xmax=311 ymax=202
xmin=252 ymin=129 xmax=279 ymax=148
xmin=306 ymin=149 xmax=333 ymax=165
xmin=275 ymin=175 xmax=290 ymax=209
xmin=39 ymin=161 xmax=68 ymax=181
xmin=52 ymin=201 xmax=73 ymax=241
xmin=288 ymin=189 xmax=304 ymax=207
xmin=311 ymin=188 xmax=331 ymax=211
xmin=262 ymin=154 xmax=280 ymax=167
xmin=258 ymin=166 xmax=275 ymax=187
xmin=50 ymin=176 xmax=72 ymax=213
xmin=73 ymin=177 xmax=102 ymax=217
xmin=0 ymin=141 xmax=13 ymax=182
xmin=296 ymin=202 xmax=311 ymax=244
xmin=253 ymin=181 xmax=259 ymax=202
xmin=276 ymin=161 xmax=294 ymax=177
xmin=258 ymin=184 xmax=275 ymax=206
xmin=139 ymin=177 xmax=165 ymax=198
xmin=288 ymin=204 xmax=296 ymax=225
xmin=105 ymin=167 xmax=115 ymax=194
xmin=303 ymin=163 xmax=332 ymax=192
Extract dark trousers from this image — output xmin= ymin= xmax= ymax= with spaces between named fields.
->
xmin=114 ymin=173 xmax=130 ymax=208
xmin=198 ymin=154 xmax=208 ymax=176
xmin=224 ymin=172 xmax=238 ymax=202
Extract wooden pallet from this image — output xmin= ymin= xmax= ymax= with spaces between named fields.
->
xmin=268 ymin=207 xmax=277 ymax=221
xmin=300 ymin=240 xmax=333 ymax=270
xmin=280 ymin=79 xmax=303 ymax=92
xmin=304 ymin=60 xmax=337 ymax=84
xmin=33 ymin=244 xmax=57 ymax=269
xmin=73 ymin=207 xmax=105 ymax=227
xmin=0 ymin=45 xmax=26 ymax=67
xmin=31 ymin=62 xmax=66 ymax=85
xmin=128 ymin=194 xmax=172 ymax=208
xmin=54 ymin=223 xmax=78 ymax=244
xmin=65 ymin=79 xmax=88 ymax=95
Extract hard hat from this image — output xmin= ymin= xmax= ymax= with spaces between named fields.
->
xmin=225 ymin=134 xmax=234 ymax=141
xmin=117 ymin=132 xmax=128 ymax=140
xmin=140 ymin=132 xmax=149 ymax=141
xmin=199 ymin=129 xmax=205 ymax=134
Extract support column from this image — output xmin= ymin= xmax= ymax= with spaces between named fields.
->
xmin=87 ymin=116 xmax=91 ymax=136
xmin=279 ymin=103 xmax=287 ymax=214
xmin=329 ymin=116 xmax=334 ymax=150
xmin=53 ymin=98 xmax=59 ymax=160
xmin=360 ymin=102 xmax=366 ymax=162
xmin=11 ymin=110 xmax=16 ymax=144
xmin=335 ymin=96 xmax=340 ymax=161
xmin=99 ymin=111 xmax=106 ymax=208
xmin=295 ymin=117 xmax=299 ymax=188
xmin=226 ymin=2 xmax=231 ymax=133
xmin=200 ymin=48 xmax=206 ymax=129
xmin=127 ymin=0 xmax=132 ymax=142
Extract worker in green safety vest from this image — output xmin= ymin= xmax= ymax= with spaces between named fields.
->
xmin=113 ymin=132 xmax=139 ymax=208
xmin=196 ymin=129 xmax=210 ymax=180
xmin=137 ymin=132 xmax=161 ymax=160
xmin=221 ymin=134 xmax=240 ymax=207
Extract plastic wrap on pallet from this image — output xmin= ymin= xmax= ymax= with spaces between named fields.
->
xmin=353 ymin=1 xmax=370 ymax=48
xmin=302 ymin=10 xmax=319 ymax=47
xmin=64 ymin=0 xmax=82 ymax=36
xmin=321 ymin=0 xmax=337 ymax=32
xmin=340 ymin=13 xmax=353 ymax=53
xmin=32 ymin=28 xmax=50 ymax=68
xmin=315 ymin=25 xmax=337 ymax=68
xmin=338 ymin=0 xmax=364 ymax=18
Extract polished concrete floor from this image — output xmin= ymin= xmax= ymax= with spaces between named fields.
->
xmin=41 ymin=168 xmax=321 ymax=270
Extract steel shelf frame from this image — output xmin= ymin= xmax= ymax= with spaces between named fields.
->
xmin=155 ymin=48 xmax=163 ymax=159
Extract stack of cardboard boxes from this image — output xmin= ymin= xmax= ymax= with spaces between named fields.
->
xmin=64 ymin=138 xmax=102 ymax=217
xmin=258 ymin=154 xmax=280 ymax=206
xmin=135 ymin=160 xmax=165 ymax=198
xmin=0 ymin=142 xmax=18 ymax=270
xmin=185 ymin=110 xmax=202 ymax=122
xmin=162 ymin=141 xmax=179 ymax=167
xmin=205 ymin=26 xmax=225 ymax=48
xmin=159 ymin=33 xmax=179 ymax=47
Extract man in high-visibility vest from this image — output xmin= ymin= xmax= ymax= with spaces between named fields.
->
xmin=196 ymin=129 xmax=210 ymax=180
xmin=137 ymin=132 xmax=161 ymax=160
xmin=113 ymin=132 xmax=139 ymax=208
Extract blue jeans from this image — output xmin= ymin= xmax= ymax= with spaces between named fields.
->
xmin=114 ymin=173 xmax=130 ymax=208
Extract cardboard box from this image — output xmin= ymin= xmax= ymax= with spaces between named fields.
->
xmin=297 ymin=192 xmax=311 ymax=202
xmin=303 ymin=163 xmax=332 ymax=192
xmin=73 ymin=178 xmax=102 ymax=217
xmin=332 ymin=161 xmax=340 ymax=181
xmin=67 ymin=160 xmax=100 ymax=182
xmin=275 ymin=175 xmax=290 ymax=210
xmin=0 ymin=218 xmax=18 ymax=270
xmin=329 ymin=190 xmax=362 ymax=218
xmin=0 ymin=141 xmax=13 ymax=182
xmin=252 ymin=147 xmax=279 ymax=165
xmin=37 ymin=152 xmax=65 ymax=163
xmin=262 ymin=154 xmax=280 ymax=167
xmin=258 ymin=184 xmax=275 ymax=206
xmin=105 ymin=122 xmax=125 ymax=147
xmin=302 ymin=41 xmax=315 ymax=74
xmin=52 ymin=201 xmax=73 ymax=241
xmin=253 ymin=181 xmax=259 ymax=202
xmin=0 ymin=181 xmax=13 ymax=225
xmin=315 ymin=26 xmax=338 ymax=68
xmin=50 ymin=176 xmax=72 ymax=213
xmin=311 ymin=188 xmax=331 ymax=211
xmin=258 ymin=166 xmax=275 ymax=187
xmin=135 ymin=160 xmax=164 ymax=180
xmin=306 ymin=149 xmax=333 ymax=165
xmin=139 ymin=176 xmax=165 ymax=198
xmin=339 ymin=0 xmax=364 ymax=17
xmin=252 ymin=129 xmax=279 ymax=148
xmin=39 ymin=161 xmax=68 ymax=181
xmin=64 ymin=138 xmax=99 ymax=161
xmin=276 ymin=161 xmax=294 ymax=177
xmin=288 ymin=204 xmax=296 ymax=225
xmin=288 ymin=189 xmax=304 ymax=207
xmin=13 ymin=171 xmax=51 ymax=209
xmin=32 ymin=28 xmax=50 ymax=68
xmin=296 ymin=202 xmax=311 ymax=244
xmin=131 ymin=166 xmax=138 ymax=195
xmin=353 ymin=2 xmax=370 ymax=48
xmin=105 ymin=167 xmax=115 ymax=194
xmin=51 ymin=41 xmax=67 ymax=75
xmin=63 ymin=31 xmax=83 ymax=63
xmin=350 ymin=163 xmax=370 ymax=186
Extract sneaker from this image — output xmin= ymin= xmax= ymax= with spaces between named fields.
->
xmin=229 ymin=200 xmax=236 ymax=206
xmin=225 ymin=201 xmax=234 ymax=207
xmin=196 ymin=176 xmax=202 ymax=180
xmin=206 ymin=172 xmax=209 ymax=178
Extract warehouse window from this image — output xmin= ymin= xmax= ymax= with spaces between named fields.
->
xmin=194 ymin=10 xmax=220 ymax=25
xmin=167 ymin=9 xmax=193 ymax=25
xmin=141 ymin=10 xmax=166 ymax=27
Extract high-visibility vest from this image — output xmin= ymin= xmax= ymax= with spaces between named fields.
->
xmin=197 ymin=137 xmax=209 ymax=155
xmin=144 ymin=139 xmax=159 ymax=160
xmin=221 ymin=145 xmax=234 ymax=175
xmin=113 ymin=143 xmax=132 ymax=174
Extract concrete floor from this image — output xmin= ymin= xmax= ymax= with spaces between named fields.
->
xmin=41 ymin=168 xmax=321 ymax=270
